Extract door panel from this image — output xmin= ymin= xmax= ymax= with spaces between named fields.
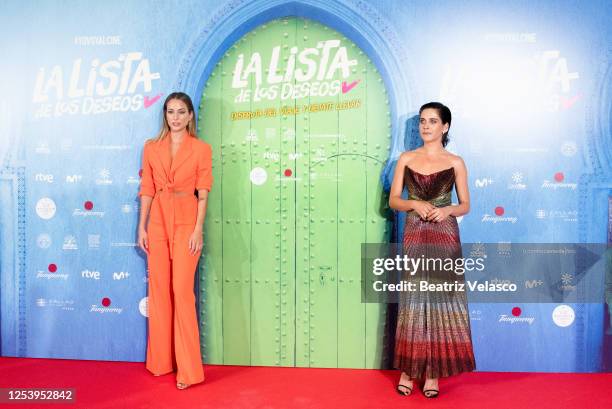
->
xmin=198 ymin=17 xmax=391 ymax=368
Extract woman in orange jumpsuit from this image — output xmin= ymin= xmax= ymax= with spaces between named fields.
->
xmin=137 ymin=92 xmax=213 ymax=390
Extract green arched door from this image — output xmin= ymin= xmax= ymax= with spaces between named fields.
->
xmin=198 ymin=17 xmax=391 ymax=368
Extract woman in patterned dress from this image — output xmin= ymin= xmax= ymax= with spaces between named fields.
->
xmin=388 ymin=102 xmax=475 ymax=398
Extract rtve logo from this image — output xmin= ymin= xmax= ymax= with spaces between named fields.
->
xmin=81 ymin=269 xmax=101 ymax=280
xmin=35 ymin=173 xmax=54 ymax=183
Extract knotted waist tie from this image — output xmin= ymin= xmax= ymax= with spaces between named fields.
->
xmin=155 ymin=182 xmax=190 ymax=260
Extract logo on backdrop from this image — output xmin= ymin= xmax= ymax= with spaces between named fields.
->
xmin=232 ymin=39 xmax=358 ymax=102
xmin=481 ymin=206 xmax=518 ymax=224
xmin=139 ymin=297 xmax=148 ymax=317
xmin=95 ymin=169 xmax=113 ymax=185
xmin=558 ymin=273 xmax=577 ymax=291
xmin=66 ymin=174 xmax=83 ymax=183
xmin=36 ymin=233 xmax=52 ymax=249
xmin=32 ymin=52 xmax=161 ymax=118
xmin=35 ymin=197 xmax=57 ymax=220
xmin=62 ymin=235 xmax=79 ymax=250
xmin=474 ymin=177 xmax=494 ymax=188
xmin=34 ymin=173 xmax=54 ymax=183
xmin=126 ymin=175 xmax=140 ymax=185
xmin=535 ymin=209 xmax=577 ymax=222
xmin=508 ymin=172 xmax=527 ymax=190
xmin=88 ymin=234 xmax=101 ymax=249
xmin=81 ymin=269 xmax=101 ymax=280
xmin=541 ymin=172 xmax=577 ymax=190
xmin=525 ymin=279 xmax=544 ymax=288
xmin=250 ymin=167 xmax=268 ymax=185
xmin=37 ymin=263 xmax=68 ymax=280
xmin=560 ymin=141 xmax=577 ymax=157
xmin=36 ymin=141 xmax=51 ymax=154
xmin=90 ymin=297 xmax=123 ymax=314
xmin=441 ymin=49 xmax=579 ymax=115
xmin=552 ymin=305 xmax=575 ymax=327
xmin=112 ymin=271 xmax=130 ymax=280
xmin=73 ymin=201 xmax=105 ymax=217
xmin=36 ymin=298 xmax=75 ymax=311
xmin=498 ymin=306 xmax=535 ymax=325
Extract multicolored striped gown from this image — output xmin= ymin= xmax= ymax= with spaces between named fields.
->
xmin=394 ymin=166 xmax=476 ymax=379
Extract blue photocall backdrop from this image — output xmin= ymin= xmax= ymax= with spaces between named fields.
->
xmin=0 ymin=0 xmax=610 ymax=372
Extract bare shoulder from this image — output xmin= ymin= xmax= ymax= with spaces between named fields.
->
xmin=398 ymin=150 xmax=418 ymax=165
xmin=447 ymin=152 xmax=467 ymax=171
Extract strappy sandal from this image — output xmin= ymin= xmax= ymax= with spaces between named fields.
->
xmin=422 ymin=388 xmax=439 ymax=398
xmin=176 ymin=382 xmax=191 ymax=390
xmin=396 ymin=383 xmax=413 ymax=396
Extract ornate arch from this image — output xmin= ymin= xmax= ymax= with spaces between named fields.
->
xmin=173 ymin=0 xmax=413 ymax=162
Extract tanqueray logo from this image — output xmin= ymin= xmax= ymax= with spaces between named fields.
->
xmin=33 ymin=52 xmax=161 ymax=118
xmin=232 ymin=39 xmax=358 ymax=102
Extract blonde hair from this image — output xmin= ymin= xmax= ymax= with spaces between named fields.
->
xmin=149 ymin=92 xmax=197 ymax=143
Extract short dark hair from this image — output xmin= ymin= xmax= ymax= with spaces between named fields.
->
xmin=419 ymin=102 xmax=452 ymax=147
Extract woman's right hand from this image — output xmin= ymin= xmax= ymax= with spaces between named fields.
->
xmin=411 ymin=200 xmax=435 ymax=220
xmin=138 ymin=227 xmax=149 ymax=255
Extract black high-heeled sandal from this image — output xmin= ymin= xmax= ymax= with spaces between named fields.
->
xmin=396 ymin=383 xmax=413 ymax=396
xmin=422 ymin=388 xmax=439 ymax=398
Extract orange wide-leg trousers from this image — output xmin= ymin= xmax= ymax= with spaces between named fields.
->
xmin=145 ymin=220 xmax=204 ymax=385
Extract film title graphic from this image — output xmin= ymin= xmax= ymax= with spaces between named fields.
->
xmin=232 ymin=39 xmax=358 ymax=103
xmin=33 ymin=52 xmax=161 ymax=118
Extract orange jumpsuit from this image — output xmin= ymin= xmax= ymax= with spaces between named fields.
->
xmin=138 ymin=134 xmax=213 ymax=385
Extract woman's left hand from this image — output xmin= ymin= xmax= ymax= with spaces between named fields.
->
xmin=426 ymin=207 xmax=452 ymax=223
xmin=188 ymin=228 xmax=204 ymax=255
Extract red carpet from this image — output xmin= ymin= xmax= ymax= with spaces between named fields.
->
xmin=0 ymin=357 xmax=611 ymax=409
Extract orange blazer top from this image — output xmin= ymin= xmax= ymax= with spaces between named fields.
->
xmin=139 ymin=134 xmax=213 ymax=258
